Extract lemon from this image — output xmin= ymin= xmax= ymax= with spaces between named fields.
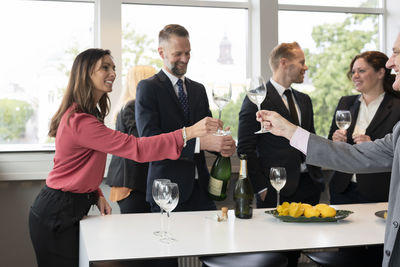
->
xmin=288 ymin=202 xmax=304 ymax=217
xmin=314 ymin=203 xmax=329 ymax=212
xmin=281 ymin=202 xmax=290 ymax=209
xmin=320 ymin=206 xmax=336 ymax=218
xmin=301 ymin=203 xmax=313 ymax=210
xmin=279 ymin=207 xmax=289 ymax=216
xmin=304 ymin=207 xmax=321 ymax=218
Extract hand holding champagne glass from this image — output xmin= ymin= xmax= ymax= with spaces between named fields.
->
xmin=159 ymin=182 xmax=179 ymax=243
xmin=152 ymin=179 xmax=171 ymax=236
xmin=269 ymin=167 xmax=287 ymax=207
xmin=212 ymin=81 xmax=232 ymax=136
xmin=245 ymin=76 xmax=268 ymax=134
xmin=335 ymin=110 xmax=351 ymax=130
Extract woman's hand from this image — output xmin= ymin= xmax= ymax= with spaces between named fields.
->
xmin=96 ymin=196 xmax=112 ymax=216
xmin=332 ymin=129 xmax=347 ymax=142
xmin=256 ymin=110 xmax=297 ymax=140
xmin=352 ymin=134 xmax=371 ymax=144
xmin=186 ymin=117 xmax=222 ymax=140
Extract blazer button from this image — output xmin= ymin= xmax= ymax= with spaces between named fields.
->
xmin=385 ymin=250 xmax=391 ymax=256
xmin=393 ymin=221 xmax=399 ymax=228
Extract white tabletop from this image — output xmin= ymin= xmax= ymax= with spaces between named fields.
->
xmin=79 ymin=202 xmax=387 ymax=267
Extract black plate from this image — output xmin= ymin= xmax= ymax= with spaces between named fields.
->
xmin=265 ymin=209 xmax=353 ymax=223
xmin=375 ymin=210 xmax=387 ymax=220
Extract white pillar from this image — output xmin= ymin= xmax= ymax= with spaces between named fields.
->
xmin=249 ymin=0 xmax=278 ymax=79
xmin=94 ymin=0 xmax=122 ymax=128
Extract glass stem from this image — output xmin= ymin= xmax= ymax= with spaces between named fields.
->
xmin=277 ymin=191 xmax=280 ymax=207
xmin=257 ymin=104 xmax=264 ymax=130
xmin=160 ymin=210 xmax=165 ymax=236
xmin=165 ymin=211 xmax=171 ymax=238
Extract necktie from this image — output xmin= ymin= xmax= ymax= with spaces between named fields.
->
xmin=284 ymin=89 xmax=299 ymax=125
xmin=177 ymin=79 xmax=189 ymax=121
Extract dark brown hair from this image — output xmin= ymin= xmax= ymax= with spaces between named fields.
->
xmin=48 ymin=48 xmax=111 ymax=137
xmin=159 ymin=24 xmax=189 ymax=47
xmin=347 ymin=51 xmax=397 ymax=95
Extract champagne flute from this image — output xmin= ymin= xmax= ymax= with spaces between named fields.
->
xmin=159 ymin=182 xmax=179 ymax=243
xmin=269 ymin=167 xmax=287 ymax=207
xmin=152 ymin=179 xmax=171 ymax=236
xmin=245 ymin=76 xmax=268 ymax=134
xmin=335 ymin=110 xmax=352 ymax=130
xmin=212 ymin=81 xmax=232 ymax=136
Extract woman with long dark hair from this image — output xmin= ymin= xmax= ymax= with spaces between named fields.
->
xmin=28 ymin=48 xmax=220 ymax=267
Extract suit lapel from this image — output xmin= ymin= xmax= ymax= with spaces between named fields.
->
xmin=366 ymin=94 xmax=393 ymax=134
xmin=185 ymin=78 xmax=196 ymax=124
xmin=157 ymin=71 xmax=187 ymax=122
xmin=265 ymin=82 xmax=292 ymax=122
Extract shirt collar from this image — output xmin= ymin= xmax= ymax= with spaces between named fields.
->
xmin=358 ymin=92 xmax=385 ymax=106
xmin=162 ymin=68 xmax=185 ymax=86
xmin=270 ymin=78 xmax=290 ymax=97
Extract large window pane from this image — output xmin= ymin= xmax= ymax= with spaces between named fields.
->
xmin=279 ymin=10 xmax=379 ymax=136
xmin=122 ymin=4 xmax=247 ymax=139
xmin=279 ymin=0 xmax=381 ymax=8
xmin=0 ymin=0 xmax=94 ymax=151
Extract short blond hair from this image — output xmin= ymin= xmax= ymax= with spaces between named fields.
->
xmin=269 ymin=42 xmax=301 ymax=72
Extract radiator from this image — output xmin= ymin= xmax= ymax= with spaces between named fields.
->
xmin=178 ymin=256 xmax=202 ymax=267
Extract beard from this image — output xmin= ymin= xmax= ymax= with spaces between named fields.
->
xmin=165 ymin=60 xmax=187 ymax=77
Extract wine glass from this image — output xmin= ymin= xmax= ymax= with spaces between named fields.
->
xmin=159 ymin=182 xmax=179 ymax=244
xmin=212 ymin=81 xmax=232 ymax=136
xmin=269 ymin=167 xmax=287 ymax=207
xmin=335 ymin=110 xmax=352 ymax=130
xmin=245 ymin=76 xmax=268 ymax=134
xmin=152 ymin=179 xmax=171 ymax=236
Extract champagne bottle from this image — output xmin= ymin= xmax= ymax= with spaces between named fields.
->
xmin=234 ymin=154 xmax=254 ymax=219
xmin=208 ymin=155 xmax=231 ymax=201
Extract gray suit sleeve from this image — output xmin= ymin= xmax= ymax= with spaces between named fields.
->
xmin=306 ymin=133 xmax=393 ymax=174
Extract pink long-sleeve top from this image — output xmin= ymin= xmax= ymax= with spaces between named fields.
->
xmin=46 ymin=104 xmax=184 ymax=195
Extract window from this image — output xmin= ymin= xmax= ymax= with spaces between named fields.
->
xmin=122 ymin=4 xmax=247 ymax=139
xmin=278 ymin=2 xmax=382 ymax=136
xmin=279 ymin=0 xmax=381 ymax=8
xmin=0 ymin=0 xmax=94 ymax=151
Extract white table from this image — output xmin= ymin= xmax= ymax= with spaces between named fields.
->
xmin=79 ymin=202 xmax=387 ymax=267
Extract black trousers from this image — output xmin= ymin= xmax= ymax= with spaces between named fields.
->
xmin=118 ymin=191 xmax=151 ymax=214
xmin=29 ymin=185 xmax=98 ymax=267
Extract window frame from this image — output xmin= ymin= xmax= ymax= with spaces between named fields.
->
xmin=2 ymin=0 xmax=397 ymax=181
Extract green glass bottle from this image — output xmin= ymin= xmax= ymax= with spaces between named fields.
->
xmin=234 ymin=154 xmax=254 ymax=219
xmin=208 ymin=155 xmax=231 ymax=201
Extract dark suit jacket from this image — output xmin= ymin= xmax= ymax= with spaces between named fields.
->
xmin=135 ymin=70 xmax=212 ymax=205
xmin=106 ymin=100 xmax=149 ymax=193
xmin=327 ymin=93 xmax=400 ymax=201
xmin=237 ymin=81 xmax=323 ymax=196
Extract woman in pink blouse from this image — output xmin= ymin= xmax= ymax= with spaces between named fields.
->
xmin=28 ymin=48 xmax=221 ymax=267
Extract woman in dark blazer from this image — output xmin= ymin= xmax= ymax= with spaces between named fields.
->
xmin=328 ymin=51 xmax=400 ymax=204
xmin=106 ymin=65 xmax=156 ymax=213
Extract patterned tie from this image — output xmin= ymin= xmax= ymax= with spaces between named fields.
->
xmin=284 ymin=89 xmax=299 ymax=125
xmin=177 ymin=79 xmax=189 ymax=121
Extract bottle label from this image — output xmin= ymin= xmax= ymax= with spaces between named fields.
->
xmin=208 ymin=176 xmax=223 ymax=196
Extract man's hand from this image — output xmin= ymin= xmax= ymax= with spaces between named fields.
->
xmin=256 ymin=110 xmax=297 ymax=140
xmin=200 ymin=132 xmax=236 ymax=157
